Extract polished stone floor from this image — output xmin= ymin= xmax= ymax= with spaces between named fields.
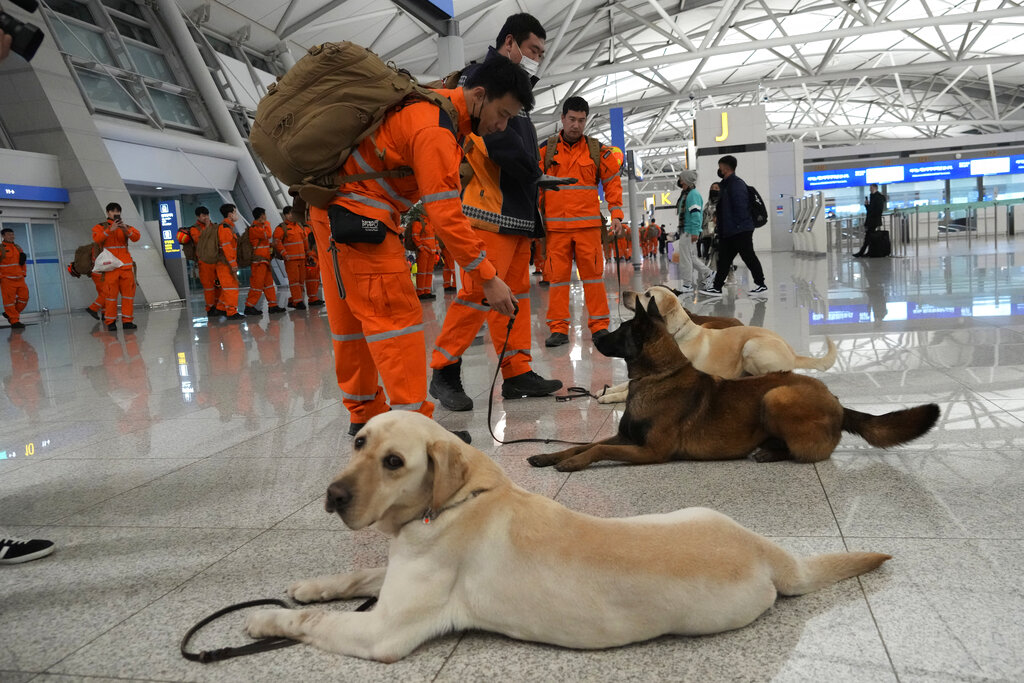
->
xmin=2 ymin=235 xmax=1023 ymax=682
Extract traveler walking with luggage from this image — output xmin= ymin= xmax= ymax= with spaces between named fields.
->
xmin=854 ymin=184 xmax=888 ymax=257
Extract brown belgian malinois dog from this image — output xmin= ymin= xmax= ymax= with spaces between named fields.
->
xmin=529 ymin=298 xmax=940 ymax=472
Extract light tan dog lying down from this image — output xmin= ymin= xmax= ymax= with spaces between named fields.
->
xmin=599 ymin=286 xmax=837 ymax=404
xmin=245 ymin=412 xmax=890 ymax=662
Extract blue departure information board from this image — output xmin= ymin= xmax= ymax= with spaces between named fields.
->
xmin=805 ymin=153 xmax=1024 ymax=190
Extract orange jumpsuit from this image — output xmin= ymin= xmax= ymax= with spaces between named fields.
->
xmin=302 ymin=224 xmax=323 ymax=303
xmin=439 ymin=241 xmax=456 ymax=290
xmin=92 ymin=219 xmax=140 ymax=325
xmin=215 ymin=217 xmax=241 ymax=316
xmin=177 ymin=221 xmax=221 ymax=309
xmin=1 ymin=240 xmax=29 ymax=325
xmin=87 ymin=272 xmax=104 ymax=317
xmin=5 ymin=333 xmax=42 ymax=418
xmin=539 ymin=134 xmax=624 ymax=336
xmin=307 ymin=86 xmax=497 ymax=423
xmin=273 ymin=220 xmax=307 ymax=306
xmin=411 ymin=218 xmax=438 ymax=296
xmin=616 ymin=224 xmax=632 ymax=260
xmin=245 ymin=218 xmax=277 ymax=308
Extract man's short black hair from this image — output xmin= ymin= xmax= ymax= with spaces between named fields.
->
xmin=464 ymin=56 xmax=535 ymax=112
xmin=869 ymin=183 xmax=879 ymax=190
xmin=496 ymin=13 xmax=546 ymax=48
xmin=562 ymin=96 xmax=589 ymax=117
xmin=195 ymin=206 xmax=209 ymax=217
xmin=718 ymin=155 xmax=738 ymax=171
xmin=105 ymin=202 xmax=122 ymax=213
xmin=1 ymin=228 xmax=13 ymax=236
xmin=252 ymin=207 xmax=265 ymax=219
xmin=282 ymin=205 xmax=293 ymax=216
xmin=220 ymin=203 xmax=235 ymax=218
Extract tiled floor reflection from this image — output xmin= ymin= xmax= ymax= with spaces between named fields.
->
xmin=2 ymin=235 xmax=1023 ymax=681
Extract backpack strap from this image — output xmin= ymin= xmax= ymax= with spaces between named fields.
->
xmin=587 ymin=137 xmax=603 ymax=173
xmin=543 ymin=134 xmax=559 ymax=171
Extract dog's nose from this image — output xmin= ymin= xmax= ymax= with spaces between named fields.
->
xmin=325 ymin=482 xmax=352 ymax=513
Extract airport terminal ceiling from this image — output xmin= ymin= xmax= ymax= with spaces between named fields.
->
xmin=179 ymin=0 xmax=1023 ymax=184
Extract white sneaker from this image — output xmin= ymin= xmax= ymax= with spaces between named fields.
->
xmin=676 ymin=283 xmax=694 ymax=293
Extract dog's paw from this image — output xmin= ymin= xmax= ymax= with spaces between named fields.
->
xmin=288 ymin=579 xmax=333 ymax=604
xmin=554 ymin=457 xmax=589 ymax=472
xmin=527 ymin=455 xmax=554 ymax=468
xmin=245 ymin=608 xmax=290 ymax=639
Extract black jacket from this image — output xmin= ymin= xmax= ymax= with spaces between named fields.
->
xmin=459 ymin=48 xmax=543 ymax=238
xmin=865 ymin=191 xmax=887 ymax=229
xmin=716 ymin=173 xmax=754 ymax=238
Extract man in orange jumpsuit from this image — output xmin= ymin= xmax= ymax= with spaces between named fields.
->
xmin=176 ymin=206 xmax=222 ymax=316
xmin=411 ymin=215 xmax=438 ymax=300
xmin=538 ymin=95 xmax=624 ymax=347
xmin=92 ymin=202 xmax=140 ymax=331
xmin=273 ymin=206 xmax=308 ymax=310
xmin=86 ymin=267 xmax=105 ymax=320
xmin=429 ymin=13 xmax=563 ymax=411
xmin=306 ymin=55 xmax=525 ymax=435
xmin=438 ymin=239 xmax=456 ymax=292
xmin=214 ymin=203 xmax=246 ymax=320
xmin=243 ymin=207 xmax=285 ymax=316
xmin=616 ymin=222 xmax=632 ymax=260
xmin=1 ymin=227 xmax=29 ymax=329
xmin=302 ymin=220 xmax=324 ymax=306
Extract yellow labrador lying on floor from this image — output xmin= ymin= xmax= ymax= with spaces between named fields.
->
xmin=599 ymin=286 xmax=837 ymax=404
xmin=245 ymin=411 xmax=890 ymax=662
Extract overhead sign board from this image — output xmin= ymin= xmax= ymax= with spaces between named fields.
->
xmin=805 ymin=153 xmax=1024 ymax=190
xmin=0 ymin=183 xmax=70 ymax=203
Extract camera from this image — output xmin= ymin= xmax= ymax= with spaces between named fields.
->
xmin=0 ymin=0 xmax=45 ymax=62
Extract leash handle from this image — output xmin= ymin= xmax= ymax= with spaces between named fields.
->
xmin=181 ymin=597 xmax=377 ymax=663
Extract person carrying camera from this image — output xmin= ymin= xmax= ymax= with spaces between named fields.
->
xmin=91 ymin=203 xmax=140 ymax=331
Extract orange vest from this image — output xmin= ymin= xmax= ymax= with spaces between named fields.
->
xmin=249 ymin=219 xmax=273 ymax=262
xmin=540 ymin=133 xmax=624 ymax=231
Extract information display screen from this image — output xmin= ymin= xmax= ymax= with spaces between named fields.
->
xmin=0 ymin=183 xmax=70 ymax=203
xmin=805 ymin=153 xmax=1024 ymax=190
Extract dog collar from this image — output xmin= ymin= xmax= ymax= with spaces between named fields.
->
xmin=420 ymin=488 xmax=489 ymax=525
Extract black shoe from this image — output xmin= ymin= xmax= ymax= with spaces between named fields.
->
xmin=592 ymin=329 xmax=610 ymax=343
xmin=444 ymin=286 xmax=457 ymax=293
xmin=0 ymin=537 xmax=55 ymax=564
xmin=122 ymin=322 xmax=137 ymax=330
xmin=308 ymin=299 xmax=325 ymax=306
xmin=448 ymin=429 xmax=471 ymax=444
xmin=87 ymin=308 xmax=100 ymax=320
xmin=539 ymin=280 xmax=549 ymax=287
xmin=289 ymin=301 xmax=307 ymax=310
xmin=106 ymin=323 xmax=118 ymax=331
xmin=244 ymin=306 xmax=262 ymax=316
xmin=429 ymin=360 xmax=473 ymax=411
xmin=417 ymin=292 xmax=436 ymax=301
xmin=749 ymin=284 xmax=768 ymax=294
xmin=207 ymin=308 xmax=225 ymax=317
xmin=268 ymin=306 xmax=287 ymax=314
xmin=853 ymin=252 xmax=865 ymax=257
xmin=348 ymin=422 xmax=365 ymax=436
xmin=10 ymin=321 xmax=26 ymax=329
xmin=545 ymin=332 xmax=569 ymax=347
xmin=226 ymin=313 xmax=246 ymax=321
xmin=501 ymin=370 xmax=563 ymax=399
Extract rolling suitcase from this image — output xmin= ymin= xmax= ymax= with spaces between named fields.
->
xmin=866 ymin=229 xmax=891 ymax=258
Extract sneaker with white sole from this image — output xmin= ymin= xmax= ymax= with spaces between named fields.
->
xmin=699 ymin=285 xmax=723 ymax=296
xmin=0 ymin=537 xmax=55 ymax=564
xmin=749 ymin=284 xmax=768 ymax=294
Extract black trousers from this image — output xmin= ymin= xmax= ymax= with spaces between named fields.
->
xmin=855 ymin=223 xmax=878 ymax=255
xmin=714 ymin=231 xmax=765 ymax=289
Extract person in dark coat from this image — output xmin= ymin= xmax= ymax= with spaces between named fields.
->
xmin=854 ymin=184 xmax=887 ymax=257
xmin=700 ymin=155 xmax=766 ymax=296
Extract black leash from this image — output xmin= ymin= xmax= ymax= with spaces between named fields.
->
xmin=181 ymin=596 xmax=377 ymax=663
xmin=484 ymin=302 xmax=590 ymax=447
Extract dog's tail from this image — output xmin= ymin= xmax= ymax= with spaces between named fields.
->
xmin=793 ymin=336 xmax=837 ymax=371
xmin=842 ymin=403 xmax=940 ymax=447
xmin=773 ymin=550 xmax=892 ymax=596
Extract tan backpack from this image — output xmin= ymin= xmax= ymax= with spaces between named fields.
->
xmin=250 ymin=41 xmax=460 ymax=209
xmin=196 ymin=223 xmax=221 ymax=265
xmin=543 ymin=134 xmax=603 ymax=175
xmin=71 ymin=242 xmax=99 ymax=276
xmin=236 ymin=226 xmax=255 ymax=268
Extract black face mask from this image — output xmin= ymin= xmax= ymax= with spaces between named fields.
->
xmin=717 ymin=169 xmax=725 ymax=179
xmin=469 ymin=98 xmax=483 ymax=136
xmin=709 ymin=190 xmax=720 ymax=200
xmin=677 ymin=179 xmax=684 ymax=189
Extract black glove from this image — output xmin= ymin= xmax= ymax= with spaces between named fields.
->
xmin=537 ymin=175 xmax=578 ymax=191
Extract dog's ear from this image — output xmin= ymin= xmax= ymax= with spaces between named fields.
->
xmin=427 ymin=440 xmax=467 ymax=512
xmin=646 ymin=296 xmax=664 ymax=321
xmin=633 ymin=297 xmax=648 ymax=321
xmin=622 ymin=290 xmax=636 ymax=311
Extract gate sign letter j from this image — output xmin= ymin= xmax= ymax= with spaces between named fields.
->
xmin=715 ymin=112 xmax=729 ymax=142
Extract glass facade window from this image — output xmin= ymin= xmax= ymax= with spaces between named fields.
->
xmin=101 ymin=0 xmax=143 ymax=19
xmin=77 ymin=70 xmax=145 ymax=116
xmin=51 ymin=20 xmax=116 ymax=66
xmin=46 ymin=0 xmax=95 ymax=24
xmin=148 ymin=89 xmax=199 ymax=127
xmin=127 ymin=44 xmax=176 ymax=82
xmin=112 ymin=17 xmax=157 ymax=47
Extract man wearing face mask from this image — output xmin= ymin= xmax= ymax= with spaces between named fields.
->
xmin=430 ymin=12 xmax=563 ymax=411
xmin=92 ymin=203 xmax=141 ymax=331
xmin=700 ymin=155 xmax=767 ymax=296
xmin=307 ymin=57 xmax=529 ymax=434
xmin=676 ymin=170 xmax=714 ymax=292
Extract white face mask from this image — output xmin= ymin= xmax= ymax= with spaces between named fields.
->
xmin=518 ymin=54 xmax=540 ymax=77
